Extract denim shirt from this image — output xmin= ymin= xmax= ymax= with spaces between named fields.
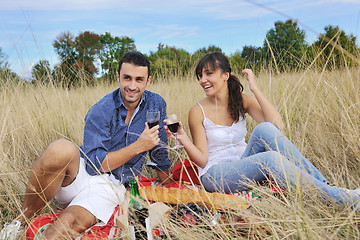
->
xmin=80 ymin=89 xmax=170 ymax=184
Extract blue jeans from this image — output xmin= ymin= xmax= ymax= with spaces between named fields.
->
xmin=201 ymin=122 xmax=360 ymax=209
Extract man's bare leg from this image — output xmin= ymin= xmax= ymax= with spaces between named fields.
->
xmin=40 ymin=205 xmax=97 ymax=240
xmin=20 ymin=139 xmax=80 ymax=223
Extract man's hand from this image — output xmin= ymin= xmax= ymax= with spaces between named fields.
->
xmin=101 ymin=123 xmax=161 ymax=172
xmin=136 ymin=123 xmax=161 ymax=153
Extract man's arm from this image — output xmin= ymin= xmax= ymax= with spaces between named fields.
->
xmin=100 ymin=124 xmax=160 ymax=172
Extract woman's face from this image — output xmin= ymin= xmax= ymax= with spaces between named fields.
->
xmin=198 ymin=65 xmax=229 ymax=96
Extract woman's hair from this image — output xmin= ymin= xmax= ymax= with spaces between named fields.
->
xmin=195 ymin=52 xmax=246 ymax=121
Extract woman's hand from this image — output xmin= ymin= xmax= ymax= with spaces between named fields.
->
xmin=163 ymin=119 xmax=175 ymax=140
xmin=164 ymin=120 xmax=187 ymax=143
xmin=242 ymin=69 xmax=258 ymax=92
xmin=242 ymin=69 xmax=284 ymax=130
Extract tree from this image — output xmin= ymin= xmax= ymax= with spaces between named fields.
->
xmin=192 ymin=45 xmax=223 ymax=61
xmin=53 ymin=31 xmax=76 ymax=61
xmin=263 ymin=19 xmax=308 ymax=72
xmin=75 ymin=31 xmax=103 ymax=77
xmin=148 ymin=46 xmax=191 ymax=78
xmin=0 ymin=47 xmax=9 ymax=69
xmin=312 ymin=25 xmax=358 ymax=69
xmin=53 ymin=31 xmax=103 ymax=87
xmin=238 ymin=45 xmax=263 ymax=71
xmin=0 ymin=47 xmax=19 ymax=83
xmin=229 ymin=51 xmax=245 ymax=73
xmin=53 ymin=32 xmax=78 ymax=87
xmin=31 ymin=60 xmax=51 ymax=83
xmin=99 ymin=32 xmax=136 ymax=81
xmin=241 ymin=46 xmax=262 ymax=65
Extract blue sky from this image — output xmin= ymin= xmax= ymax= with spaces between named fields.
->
xmin=1 ymin=0 xmax=359 ymax=78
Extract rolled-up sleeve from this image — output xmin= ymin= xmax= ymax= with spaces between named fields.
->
xmin=148 ymin=98 xmax=171 ymax=172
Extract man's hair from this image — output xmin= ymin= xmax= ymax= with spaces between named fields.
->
xmin=117 ymin=52 xmax=150 ymax=77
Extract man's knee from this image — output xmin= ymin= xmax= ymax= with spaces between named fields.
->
xmin=44 ymin=207 xmax=96 ymax=238
xmin=39 ymin=139 xmax=79 ymax=171
xmin=48 ymin=139 xmax=78 ymax=156
xmin=56 ymin=206 xmax=96 ymax=231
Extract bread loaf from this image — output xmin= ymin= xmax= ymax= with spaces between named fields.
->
xmin=139 ymin=186 xmax=247 ymax=210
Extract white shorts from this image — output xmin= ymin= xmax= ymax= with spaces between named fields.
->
xmin=55 ymin=158 xmax=126 ymax=226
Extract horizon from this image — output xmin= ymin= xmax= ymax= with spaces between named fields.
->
xmin=1 ymin=0 xmax=359 ymax=79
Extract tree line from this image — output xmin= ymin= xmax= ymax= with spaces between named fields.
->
xmin=1 ymin=19 xmax=359 ymax=87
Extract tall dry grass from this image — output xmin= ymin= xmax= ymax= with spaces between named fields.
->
xmin=0 ymin=62 xmax=360 ymax=239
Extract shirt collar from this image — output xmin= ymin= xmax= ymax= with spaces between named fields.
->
xmin=116 ymin=88 xmax=147 ymax=109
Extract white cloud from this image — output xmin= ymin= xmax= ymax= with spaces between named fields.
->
xmin=2 ymin=0 xmax=358 ymax=76
xmin=2 ymin=0 xmax=205 ymax=11
xmin=149 ymin=24 xmax=199 ymax=39
xmin=3 ymin=0 xmax=122 ymax=11
xmin=196 ymin=0 xmax=359 ymax=21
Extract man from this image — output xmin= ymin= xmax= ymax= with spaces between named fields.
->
xmin=0 ymin=52 xmax=172 ymax=239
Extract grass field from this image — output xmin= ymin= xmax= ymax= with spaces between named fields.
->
xmin=0 ymin=64 xmax=360 ymax=239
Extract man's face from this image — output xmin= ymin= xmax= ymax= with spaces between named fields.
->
xmin=117 ymin=62 xmax=150 ymax=108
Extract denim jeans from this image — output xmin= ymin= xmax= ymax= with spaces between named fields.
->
xmin=201 ymin=122 xmax=360 ymax=209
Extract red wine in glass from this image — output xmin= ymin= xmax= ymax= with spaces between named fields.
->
xmin=146 ymin=111 xmax=160 ymax=129
xmin=166 ymin=114 xmax=183 ymax=149
xmin=148 ymin=120 xmax=159 ymax=129
xmin=167 ymin=122 xmax=179 ymax=133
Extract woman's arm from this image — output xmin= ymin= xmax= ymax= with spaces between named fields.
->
xmin=165 ymin=104 xmax=209 ymax=168
xmin=242 ymin=69 xmax=284 ymax=129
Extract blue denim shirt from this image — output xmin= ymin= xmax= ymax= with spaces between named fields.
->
xmin=80 ymin=88 xmax=170 ymax=184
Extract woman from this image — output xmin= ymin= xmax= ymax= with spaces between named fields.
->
xmin=165 ymin=52 xmax=360 ymax=209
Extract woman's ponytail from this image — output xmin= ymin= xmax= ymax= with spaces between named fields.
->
xmin=228 ymin=74 xmax=246 ymax=122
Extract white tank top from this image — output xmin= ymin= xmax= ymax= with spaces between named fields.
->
xmin=197 ymin=102 xmax=247 ymax=177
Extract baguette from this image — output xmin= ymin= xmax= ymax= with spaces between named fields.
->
xmin=139 ymin=186 xmax=247 ymax=210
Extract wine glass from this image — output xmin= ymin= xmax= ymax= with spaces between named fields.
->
xmin=146 ymin=111 xmax=160 ymax=128
xmin=167 ymin=114 xmax=183 ymax=149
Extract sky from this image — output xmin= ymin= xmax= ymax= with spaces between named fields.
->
xmin=1 ymin=0 xmax=359 ymax=79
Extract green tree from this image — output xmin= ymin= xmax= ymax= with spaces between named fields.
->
xmin=0 ymin=47 xmax=9 ymax=69
xmin=229 ymin=51 xmax=245 ymax=73
xmin=0 ymin=47 xmax=19 ymax=84
xmin=53 ymin=31 xmax=76 ymax=61
xmin=191 ymin=45 xmax=223 ymax=62
xmin=241 ymin=45 xmax=262 ymax=68
xmin=312 ymin=25 xmax=358 ymax=69
xmin=31 ymin=60 xmax=51 ymax=83
xmin=263 ymin=19 xmax=308 ymax=72
xmin=99 ymin=32 xmax=136 ymax=81
xmin=53 ymin=32 xmax=78 ymax=87
xmin=53 ymin=31 xmax=103 ymax=87
xmin=148 ymin=45 xmax=191 ymax=78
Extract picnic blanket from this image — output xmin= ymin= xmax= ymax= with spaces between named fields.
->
xmin=26 ymin=159 xmax=286 ymax=239
xmin=26 ymin=206 xmax=122 ymax=240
